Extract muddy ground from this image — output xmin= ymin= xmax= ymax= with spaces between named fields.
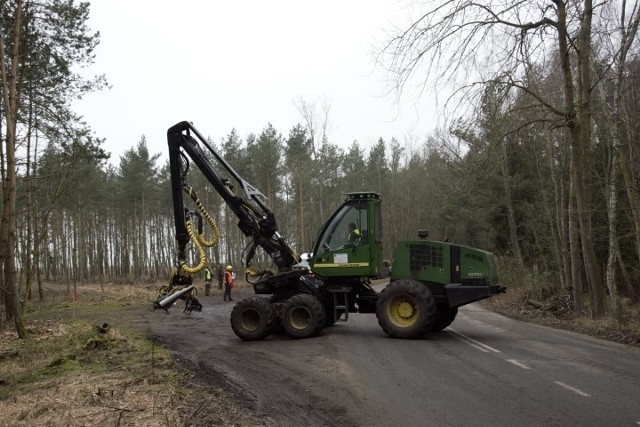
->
xmin=136 ymin=283 xmax=360 ymax=426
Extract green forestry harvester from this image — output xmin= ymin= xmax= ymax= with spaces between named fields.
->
xmin=154 ymin=121 xmax=506 ymax=339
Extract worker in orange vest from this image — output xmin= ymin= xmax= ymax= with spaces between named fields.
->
xmin=223 ymin=265 xmax=234 ymax=301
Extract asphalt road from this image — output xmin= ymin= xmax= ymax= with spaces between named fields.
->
xmin=141 ymin=290 xmax=640 ymax=427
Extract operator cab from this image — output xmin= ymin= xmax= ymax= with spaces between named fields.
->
xmin=311 ymin=192 xmax=382 ymax=278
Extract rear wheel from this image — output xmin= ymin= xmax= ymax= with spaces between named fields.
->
xmin=230 ymin=297 xmax=275 ymax=341
xmin=376 ymin=279 xmax=436 ymax=338
xmin=430 ymin=306 xmax=458 ymax=331
xmin=281 ymin=294 xmax=326 ymax=339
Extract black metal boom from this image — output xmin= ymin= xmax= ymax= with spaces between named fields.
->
xmin=167 ymin=121 xmax=298 ymax=273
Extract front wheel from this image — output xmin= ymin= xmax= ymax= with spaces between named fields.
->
xmin=230 ymin=297 xmax=275 ymax=341
xmin=280 ymin=294 xmax=326 ymax=339
xmin=376 ymin=279 xmax=436 ymax=338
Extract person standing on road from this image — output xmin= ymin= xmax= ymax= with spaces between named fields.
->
xmin=216 ymin=263 xmax=224 ymax=290
xmin=203 ymin=265 xmax=213 ymax=296
xmin=223 ymin=265 xmax=234 ymax=301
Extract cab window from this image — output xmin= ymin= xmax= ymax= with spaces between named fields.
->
xmin=318 ymin=200 xmax=368 ymax=252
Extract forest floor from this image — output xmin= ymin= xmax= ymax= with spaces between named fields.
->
xmin=0 ymin=280 xmax=639 ymax=426
xmin=0 ymin=281 xmax=271 ymax=427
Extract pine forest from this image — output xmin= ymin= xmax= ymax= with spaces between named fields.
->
xmin=2 ymin=0 xmax=640 ymax=338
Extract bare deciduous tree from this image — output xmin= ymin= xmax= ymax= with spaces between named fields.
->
xmin=379 ymin=0 xmax=607 ymax=316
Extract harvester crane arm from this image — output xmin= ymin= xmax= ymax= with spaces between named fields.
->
xmin=167 ymin=121 xmax=299 ymax=274
xmin=153 ymin=121 xmax=300 ymax=313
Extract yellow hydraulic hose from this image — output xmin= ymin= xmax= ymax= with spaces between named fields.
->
xmin=179 ymin=218 xmax=207 ymax=274
xmin=183 ymin=186 xmax=220 ymax=247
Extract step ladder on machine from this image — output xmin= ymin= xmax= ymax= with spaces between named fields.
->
xmin=328 ymin=287 xmax=351 ymax=322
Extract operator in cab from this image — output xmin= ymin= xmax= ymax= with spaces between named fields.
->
xmin=347 ymin=222 xmax=361 ymax=246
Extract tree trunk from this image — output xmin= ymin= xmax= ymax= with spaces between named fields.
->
xmin=576 ymin=0 xmax=605 ymax=317
xmin=21 ymin=101 xmax=35 ymax=312
xmin=501 ymin=139 xmax=523 ymax=265
xmin=0 ymin=0 xmax=27 ymax=338
xmin=611 ymin=2 xmax=640 ymax=296
xmin=556 ymin=0 xmax=604 ymax=317
xmin=569 ymin=182 xmax=584 ymax=314
xmin=605 ymin=137 xmax=622 ymax=322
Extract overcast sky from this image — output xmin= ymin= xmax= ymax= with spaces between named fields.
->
xmin=77 ymin=0 xmax=439 ymax=164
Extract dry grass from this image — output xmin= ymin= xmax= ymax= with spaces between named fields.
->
xmin=0 ymin=282 xmax=269 ymax=427
xmin=0 ymin=320 xmax=185 ymax=426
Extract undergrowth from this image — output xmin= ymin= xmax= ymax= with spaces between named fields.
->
xmin=484 ymin=257 xmax=640 ymax=346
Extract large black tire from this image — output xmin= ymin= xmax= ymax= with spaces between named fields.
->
xmin=230 ymin=296 xmax=275 ymax=341
xmin=280 ymin=294 xmax=326 ymax=339
xmin=376 ymin=279 xmax=437 ymax=338
xmin=430 ymin=306 xmax=458 ymax=332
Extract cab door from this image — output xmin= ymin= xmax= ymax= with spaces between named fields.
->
xmin=311 ymin=195 xmax=381 ymax=278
